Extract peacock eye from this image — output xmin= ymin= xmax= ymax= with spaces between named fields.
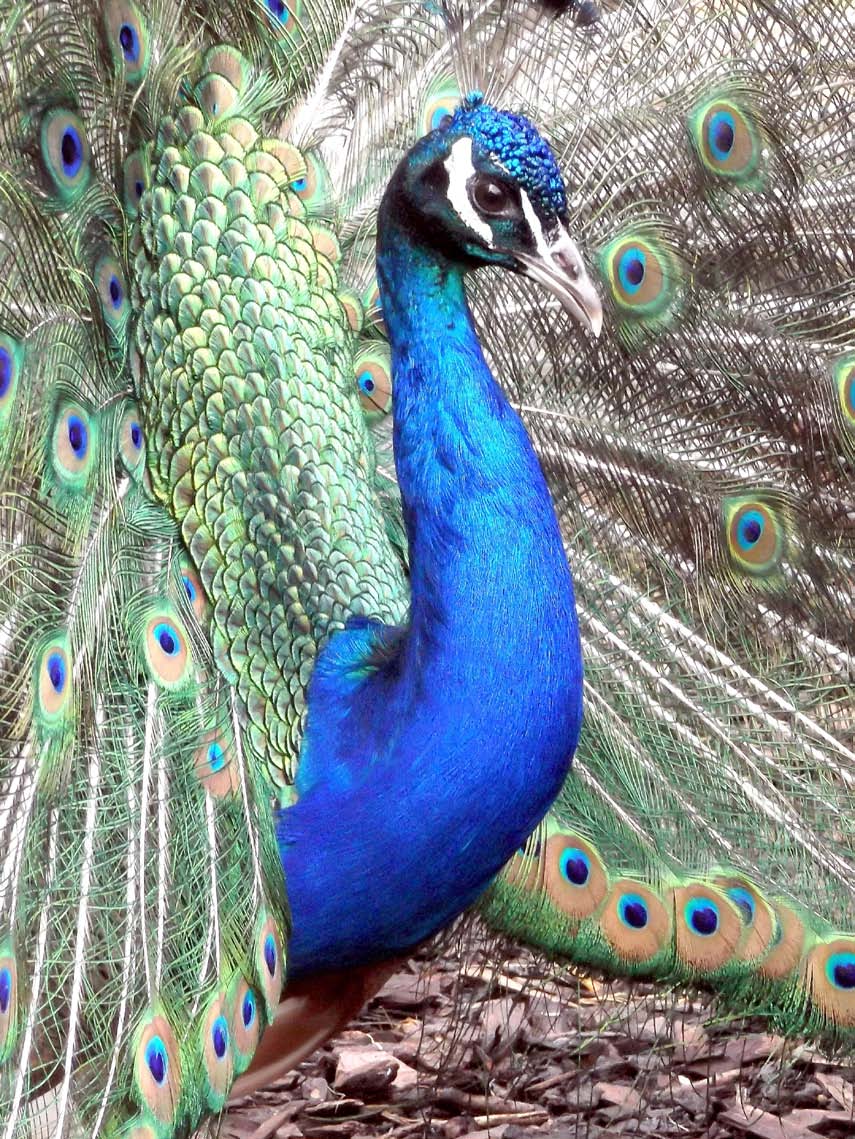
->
xmin=470 ymin=175 xmax=518 ymax=217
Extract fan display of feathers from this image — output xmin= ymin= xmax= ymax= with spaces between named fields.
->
xmin=0 ymin=0 xmax=852 ymax=1135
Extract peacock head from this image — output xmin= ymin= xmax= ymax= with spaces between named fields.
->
xmin=380 ymin=92 xmax=602 ymax=336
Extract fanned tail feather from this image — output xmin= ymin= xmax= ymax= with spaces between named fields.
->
xmin=458 ymin=0 xmax=855 ymax=1042
xmin=2 ymin=0 xmax=855 ymax=1131
xmin=333 ymin=0 xmax=855 ymax=1043
xmin=0 ymin=0 xmax=374 ymax=1130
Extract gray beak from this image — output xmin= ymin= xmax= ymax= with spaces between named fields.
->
xmin=516 ymin=230 xmax=603 ymax=338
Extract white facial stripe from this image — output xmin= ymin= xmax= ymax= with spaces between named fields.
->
xmin=519 ymin=188 xmax=552 ymax=258
xmin=443 ymin=137 xmax=494 ymax=245
xmin=521 ymin=188 xmax=585 ymax=275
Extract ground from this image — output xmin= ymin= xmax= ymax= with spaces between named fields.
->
xmin=224 ymin=934 xmax=855 ymax=1139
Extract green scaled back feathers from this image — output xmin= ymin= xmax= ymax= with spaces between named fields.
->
xmin=0 ymin=0 xmax=415 ymax=1132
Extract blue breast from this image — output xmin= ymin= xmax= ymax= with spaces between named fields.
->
xmin=277 ymin=225 xmax=583 ymax=979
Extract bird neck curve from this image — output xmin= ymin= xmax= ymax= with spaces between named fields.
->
xmin=280 ymin=203 xmax=584 ymax=979
xmin=376 ymin=210 xmax=565 ymax=654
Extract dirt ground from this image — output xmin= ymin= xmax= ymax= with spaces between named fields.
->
xmin=224 ymin=936 xmax=855 ymax=1139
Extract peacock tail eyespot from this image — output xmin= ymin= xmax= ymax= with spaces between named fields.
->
xmin=211 ymin=1015 xmax=229 ymax=1060
xmin=354 ymin=345 xmax=392 ymax=419
xmin=617 ymin=247 xmax=646 ymax=295
xmin=288 ymin=157 xmax=312 ymax=202
xmin=690 ymin=97 xmax=763 ymax=183
xmin=61 ymin=130 xmax=82 ymax=176
xmin=254 ymin=914 xmax=285 ymax=1015
xmin=833 ymin=354 xmax=855 ymax=428
xmin=264 ymin=933 xmax=277 ymax=976
xmin=618 ymin=893 xmax=649 ymax=930
xmin=544 ymin=833 xmax=608 ymax=918
xmin=712 ymin=876 xmax=776 ymax=961
xmin=337 ymin=288 xmax=364 ymax=333
xmin=708 ymin=109 xmax=735 ymax=161
xmin=193 ymin=730 xmax=238 ymax=796
xmin=0 ymin=333 xmax=21 ymax=419
xmin=420 ymin=75 xmax=462 ymax=139
xmin=674 ymin=885 xmax=743 ymax=971
xmin=143 ymin=609 xmax=192 ymax=689
xmin=69 ymin=416 xmax=86 ymax=457
xmin=119 ymin=22 xmax=139 ymax=63
xmin=758 ymin=901 xmax=805 ymax=979
xmin=228 ymin=977 xmax=262 ymax=1075
xmin=0 ymin=966 xmax=12 ymax=1014
xmin=266 ymin=0 xmax=290 ymax=22
xmin=805 ymin=939 xmax=855 ymax=1026
xmin=47 ymin=652 xmax=66 ymax=693
xmin=418 ymin=73 xmax=462 ymax=137
xmin=290 ymin=150 xmax=327 ymax=214
xmin=103 ymin=1 xmax=149 ymax=84
xmin=178 ymin=562 xmax=209 ymax=624
xmin=40 ymin=110 xmax=91 ymax=200
xmin=737 ymin=510 xmax=762 ymax=548
xmin=601 ymin=233 xmax=676 ymax=321
xmin=36 ymin=639 xmax=72 ymax=725
xmin=0 ymin=953 xmax=16 ymax=1057
xmin=117 ymin=405 xmax=146 ymax=476
xmin=827 ymin=953 xmax=855 ymax=991
xmin=502 ymin=828 xmax=544 ymax=892
xmin=726 ymin=886 xmax=755 ymax=924
xmin=685 ymin=896 xmax=719 ymax=936
xmin=53 ymin=403 xmax=96 ymax=487
xmin=95 ymin=256 xmax=131 ymax=339
xmin=559 ymin=847 xmax=590 ymax=887
xmin=0 ymin=347 xmax=12 ymax=398
xmin=724 ymin=498 xmax=784 ymax=576
xmin=134 ymin=1013 xmax=181 ymax=1123
xmin=156 ymin=624 xmax=177 ymax=654
xmin=828 ymin=956 xmax=855 ymax=993
xmin=123 ymin=151 xmax=148 ymax=216
xmin=601 ymin=881 xmax=671 ymax=963
xmin=144 ymin=1036 xmax=168 ymax=1085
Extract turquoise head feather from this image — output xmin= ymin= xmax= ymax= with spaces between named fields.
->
xmin=379 ymin=91 xmax=602 ymax=334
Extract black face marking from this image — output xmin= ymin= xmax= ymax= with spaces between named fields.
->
xmin=421 ymin=159 xmax=450 ymax=197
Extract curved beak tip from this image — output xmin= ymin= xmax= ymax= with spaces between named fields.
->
xmin=515 ymin=234 xmax=603 ymax=340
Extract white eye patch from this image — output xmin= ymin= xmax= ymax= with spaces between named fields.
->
xmin=443 ymin=137 xmax=494 ymax=245
xmin=519 ymin=187 xmax=551 ymax=258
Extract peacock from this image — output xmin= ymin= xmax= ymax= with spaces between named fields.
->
xmin=0 ymin=0 xmax=853 ymax=1135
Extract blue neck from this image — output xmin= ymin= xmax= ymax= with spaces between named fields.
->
xmin=378 ymin=228 xmax=570 ymax=663
xmin=278 ymin=214 xmax=583 ymax=977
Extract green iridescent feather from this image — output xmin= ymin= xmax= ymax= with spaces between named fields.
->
xmin=1 ymin=1 xmax=855 ymax=1136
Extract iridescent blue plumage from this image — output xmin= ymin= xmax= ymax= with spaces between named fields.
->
xmin=447 ymin=94 xmax=568 ymax=216
xmin=279 ymin=102 xmax=589 ymax=976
